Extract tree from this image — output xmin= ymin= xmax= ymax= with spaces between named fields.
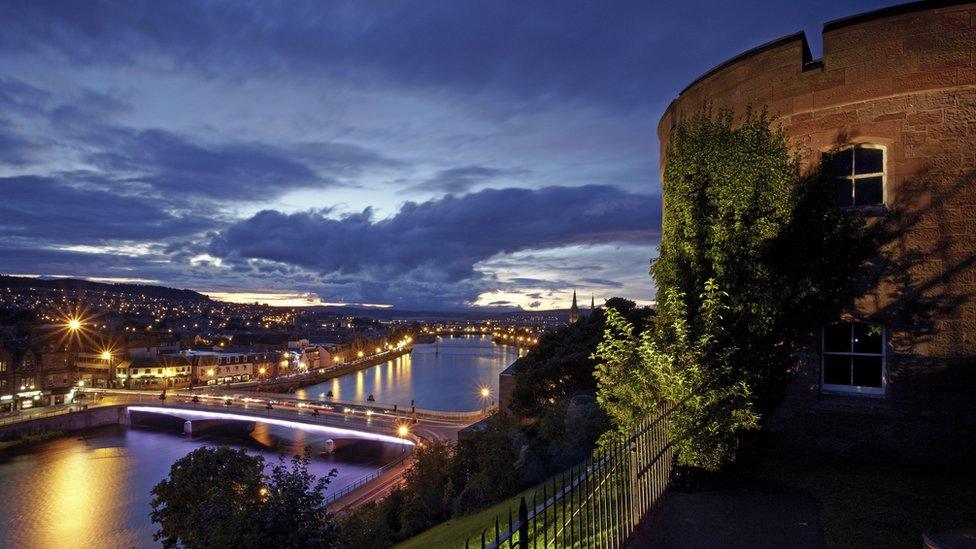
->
xmin=258 ymin=453 xmax=339 ymax=547
xmin=509 ymin=298 xmax=653 ymax=418
xmin=150 ymin=447 xmax=338 ymax=548
xmin=595 ymin=109 xmax=876 ymax=470
xmin=396 ymin=441 xmax=455 ymax=537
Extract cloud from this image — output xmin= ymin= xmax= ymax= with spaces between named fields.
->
xmin=0 ymin=120 xmax=36 ymax=165
xmin=0 ymin=0 xmax=719 ymax=112
xmin=208 ymin=184 xmax=660 ymax=307
xmin=0 ymin=175 xmax=213 ymax=242
xmin=404 ymin=165 xmax=527 ymax=194
xmin=84 ymin=129 xmax=328 ymax=200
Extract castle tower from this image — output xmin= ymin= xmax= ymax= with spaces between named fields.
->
xmin=570 ymin=290 xmax=579 ymax=324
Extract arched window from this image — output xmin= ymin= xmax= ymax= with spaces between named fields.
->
xmin=822 ymin=321 xmax=885 ymax=395
xmin=822 ymin=145 xmax=885 ymax=208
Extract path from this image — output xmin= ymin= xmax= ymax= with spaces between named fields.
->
xmin=628 ymin=486 xmax=822 ymax=548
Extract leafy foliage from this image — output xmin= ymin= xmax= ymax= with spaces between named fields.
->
xmin=595 ymin=110 xmax=875 ymax=470
xmin=595 ymin=283 xmax=758 ymax=470
xmin=509 ymin=297 xmax=653 ymax=417
xmin=150 ymin=447 xmax=338 ymax=548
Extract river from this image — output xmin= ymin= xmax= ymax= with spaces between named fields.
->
xmin=0 ymin=422 xmax=404 ymax=548
xmin=296 ymin=335 xmax=524 ymax=411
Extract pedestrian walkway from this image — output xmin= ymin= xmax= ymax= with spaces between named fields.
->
xmin=628 ymin=485 xmax=821 ymax=548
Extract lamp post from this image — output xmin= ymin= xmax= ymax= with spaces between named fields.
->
xmin=479 ymin=387 xmax=492 ymax=416
xmin=397 ymin=424 xmax=409 ymax=454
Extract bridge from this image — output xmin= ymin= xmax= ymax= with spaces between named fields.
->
xmin=124 ymin=405 xmax=416 ymax=447
xmin=3 ymin=388 xmax=485 ymax=511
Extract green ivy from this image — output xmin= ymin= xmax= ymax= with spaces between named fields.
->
xmin=594 ymin=108 xmax=876 ymax=471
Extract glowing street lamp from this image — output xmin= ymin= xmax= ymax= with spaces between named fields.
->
xmin=480 ymin=387 xmax=490 ymax=399
xmin=100 ymin=350 xmax=113 ymax=361
xmin=397 ymin=424 xmax=410 ymax=438
xmin=67 ymin=318 xmax=81 ymax=331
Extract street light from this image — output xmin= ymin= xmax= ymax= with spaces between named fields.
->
xmin=67 ymin=318 xmax=81 ymax=331
xmin=100 ymin=350 xmax=112 ymax=361
xmin=397 ymin=424 xmax=409 ymax=438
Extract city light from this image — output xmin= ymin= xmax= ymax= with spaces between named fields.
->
xmin=397 ymin=424 xmax=410 ymax=438
xmin=100 ymin=350 xmax=112 ymax=361
xmin=67 ymin=318 xmax=81 ymax=331
xmin=207 ymin=368 xmax=215 ymax=377
xmin=480 ymin=387 xmax=490 ymax=399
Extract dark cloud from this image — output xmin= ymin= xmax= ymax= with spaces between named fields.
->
xmin=0 ymin=175 xmax=213 ymax=242
xmin=85 ymin=129 xmax=327 ymax=200
xmin=0 ymin=77 xmax=51 ymax=114
xmin=208 ymin=185 xmax=659 ymax=307
xmin=580 ymin=277 xmax=625 ymax=288
xmin=0 ymin=78 xmax=399 ymax=201
xmin=405 ymin=165 xmax=526 ymax=194
xmin=0 ymin=120 xmax=36 ymax=165
xmin=0 ymin=1 xmax=899 ymax=113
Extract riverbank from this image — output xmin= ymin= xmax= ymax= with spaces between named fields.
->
xmin=0 ymin=430 xmax=65 ymax=451
xmin=229 ymin=345 xmax=413 ymax=393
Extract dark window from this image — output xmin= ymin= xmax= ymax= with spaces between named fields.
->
xmin=822 ymin=146 xmax=884 ymax=208
xmin=822 ymin=321 xmax=885 ymax=393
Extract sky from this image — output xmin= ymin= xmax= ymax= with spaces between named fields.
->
xmin=0 ymin=0 xmax=897 ymax=310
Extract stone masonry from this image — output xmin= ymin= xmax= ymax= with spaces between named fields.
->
xmin=658 ymin=1 xmax=976 ymax=464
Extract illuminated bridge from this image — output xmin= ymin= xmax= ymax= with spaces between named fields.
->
xmin=124 ymin=405 xmax=416 ymax=447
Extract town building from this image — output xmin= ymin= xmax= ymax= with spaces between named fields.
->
xmin=658 ymin=0 xmax=976 ymax=463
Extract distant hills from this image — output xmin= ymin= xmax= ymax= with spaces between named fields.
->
xmin=0 ymin=275 xmax=211 ymax=302
xmin=0 ymin=275 xmax=575 ymax=320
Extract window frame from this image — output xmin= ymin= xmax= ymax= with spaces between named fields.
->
xmin=821 ymin=321 xmax=887 ymax=396
xmin=824 ymin=143 xmax=887 ymax=209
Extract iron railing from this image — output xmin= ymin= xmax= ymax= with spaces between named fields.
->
xmin=466 ymin=402 xmax=679 ymax=548
xmin=324 ymin=452 xmax=409 ymax=507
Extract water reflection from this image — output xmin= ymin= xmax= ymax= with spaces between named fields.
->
xmin=0 ymin=422 xmax=401 ymax=548
xmin=298 ymin=335 xmax=522 ymax=411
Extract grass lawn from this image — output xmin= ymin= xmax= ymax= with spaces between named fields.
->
xmin=736 ymin=453 xmax=976 ymax=548
xmin=396 ymin=487 xmax=539 ymax=549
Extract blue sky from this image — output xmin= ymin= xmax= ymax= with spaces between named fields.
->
xmin=0 ymin=0 xmax=895 ymax=310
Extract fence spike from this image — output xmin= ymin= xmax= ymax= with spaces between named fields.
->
xmin=496 ymin=515 xmax=500 ymax=548
xmin=518 ymin=496 xmax=529 ymax=549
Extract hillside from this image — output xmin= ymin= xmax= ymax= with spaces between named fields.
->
xmin=0 ymin=275 xmax=211 ymax=302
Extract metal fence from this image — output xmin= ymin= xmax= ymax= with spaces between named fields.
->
xmin=324 ymin=452 xmax=408 ymax=507
xmin=467 ymin=402 xmax=679 ymax=548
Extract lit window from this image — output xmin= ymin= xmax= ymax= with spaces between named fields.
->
xmin=822 ymin=321 xmax=885 ymax=395
xmin=822 ymin=145 xmax=884 ymax=208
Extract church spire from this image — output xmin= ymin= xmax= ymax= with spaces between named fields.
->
xmin=570 ymin=290 xmax=579 ymax=324
xmin=591 ymin=294 xmax=595 ymax=312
